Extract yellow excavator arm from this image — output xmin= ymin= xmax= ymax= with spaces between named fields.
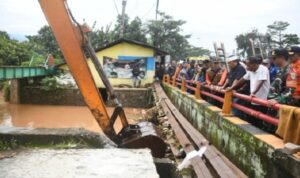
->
xmin=38 ymin=0 xmax=166 ymax=157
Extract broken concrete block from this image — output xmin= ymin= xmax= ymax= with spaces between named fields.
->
xmin=282 ymin=143 xmax=300 ymax=154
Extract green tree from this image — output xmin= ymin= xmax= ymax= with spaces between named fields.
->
xmin=236 ymin=29 xmax=260 ymax=57
xmin=235 ymin=28 xmax=273 ymax=57
xmin=89 ymin=16 xmax=147 ymax=49
xmin=111 ymin=14 xmax=130 ymax=40
xmin=186 ymin=46 xmax=211 ymax=57
xmin=85 ymin=12 xmax=209 ymax=60
xmin=147 ymin=12 xmax=191 ymax=59
xmin=126 ymin=17 xmax=147 ymax=42
xmin=267 ymin=21 xmax=299 ymax=47
xmin=0 ymin=31 xmax=32 ymax=66
xmin=283 ymin=34 xmax=300 ymax=47
xmin=88 ymin=22 xmax=113 ymax=49
xmin=26 ymin=25 xmax=63 ymax=58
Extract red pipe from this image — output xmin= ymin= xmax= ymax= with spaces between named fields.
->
xmin=186 ymin=85 xmax=196 ymax=91
xmin=233 ymin=93 xmax=280 ymax=110
xmin=201 ymin=91 xmax=224 ymax=103
xmin=199 ymin=82 xmax=281 ymax=110
xmin=174 ymin=79 xmax=279 ymax=126
xmin=201 ymin=91 xmax=278 ymax=126
xmin=232 ymin=103 xmax=279 ymax=126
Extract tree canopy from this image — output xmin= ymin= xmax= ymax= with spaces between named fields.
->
xmin=0 ymin=31 xmax=32 ymax=66
xmin=236 ymin=21 xmax=300 ymax=57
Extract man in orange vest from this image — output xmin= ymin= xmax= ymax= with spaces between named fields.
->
xmin=205 ymin=58 xmax=227 ymax=86
xmin=286 ymin=46 xmax=300 ymax=106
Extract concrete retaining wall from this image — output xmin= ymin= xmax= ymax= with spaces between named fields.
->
xmin=106 ymin=88 xmax=153 ymax=108
xmin=162 ymin=83 xmax=300 ymax=178
xmin=20 ymin=86 xmax=153 ymax=108
xmin=20 ymin=87 xmax=86 ymax=106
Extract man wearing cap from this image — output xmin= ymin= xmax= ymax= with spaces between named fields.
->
xmin=226 ymin=56 xmax=270 ymax=126
xmin=222 ymin=55 xmax=247 ymax=118
xmin=286 ymin=46 xmax=300 ymax=105
xmin=222 ymin=55 xmax=247 ymax=90
xmin=268 ymin=48 xmax=290 ymax=105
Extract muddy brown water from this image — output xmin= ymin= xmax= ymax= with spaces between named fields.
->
xmin=0 ymin=92 xmax=144 ymax=133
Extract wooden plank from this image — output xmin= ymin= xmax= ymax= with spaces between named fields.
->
xmin=155 ymin=83 xmax=246 ymax=178
xmin=160 ymin=100 xmax=214 ymax=178
xmin=164 ymin=95 xmax=241 ymax=178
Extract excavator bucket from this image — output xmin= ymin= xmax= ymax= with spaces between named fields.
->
xmin=118 ymin=122 xmax=166 ymax=158
xmin=109 ymin=107 xmax=166 ymax=157
xmin=38 ymin=0 xmax=166 ymax=158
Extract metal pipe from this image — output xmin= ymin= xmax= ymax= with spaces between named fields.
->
xmin=232 ymin=103 xmax=279 ymax=126
xmin=201 ymin=83 xmax=281 ymax=110
xmin=172 ymin=79 xmax=279 ymax=126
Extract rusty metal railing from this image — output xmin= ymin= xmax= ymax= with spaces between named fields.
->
xmin=163 ymin=75 xmax=279 ymax=126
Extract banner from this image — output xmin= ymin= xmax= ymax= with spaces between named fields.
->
xmin=103 ymin=56 xmax=147 ymax=78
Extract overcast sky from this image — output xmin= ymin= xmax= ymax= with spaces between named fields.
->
xmin=0 ymin=0 xmax=299 ymax=52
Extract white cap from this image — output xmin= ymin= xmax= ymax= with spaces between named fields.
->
xmin=262 ymin=59 xmax=269 ymax=64
xmin=226 ymin=55 xmax=239 ymax=63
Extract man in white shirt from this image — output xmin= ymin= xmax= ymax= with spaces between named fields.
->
xmin=226 ymin=56 xmax=270 ymax=127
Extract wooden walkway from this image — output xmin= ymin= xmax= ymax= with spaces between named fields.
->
xmin=154 ymin=83 xmax=247 ymax=178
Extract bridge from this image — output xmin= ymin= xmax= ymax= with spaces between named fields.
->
xmin=161 ymin=74 xmax=300 ymax=178
xmin=0 ymin=66 xmax=54 ymax=81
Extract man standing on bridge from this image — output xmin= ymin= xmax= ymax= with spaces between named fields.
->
xmin=268 ymin=48 xmax=290 ymax=105
xmin=221 ymin=55 xmax=247 ymax=118
xmin=226 ymin=56 xmax=270 ymax=126
xmin=286 ymin=46 xmax=300 ymax=106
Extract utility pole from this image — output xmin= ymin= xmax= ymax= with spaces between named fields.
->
xmin=121 ymin=0 xmax=127 ymax=38
xmin=155 ymin=0 xmax=160 ymax=20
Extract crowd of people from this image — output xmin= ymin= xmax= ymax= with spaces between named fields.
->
xmin=156 ymin=46 xmax=300 ymax=132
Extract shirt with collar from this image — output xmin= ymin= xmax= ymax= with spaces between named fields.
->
xmin=243 ymin=65 xmax=270 ymax=100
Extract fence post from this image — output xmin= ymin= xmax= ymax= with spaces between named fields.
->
xmin=172 ymin=77 xmax=176 ymax=87
xmin=222 ymin=90 xmax=232 ymax=115
xmin=195 ymin=82 xmax=202 ymax=99
xmin=166 ymin=75 xmax=170 ymax=84
xmin=181 ymin=78 xmax=187 ymax=92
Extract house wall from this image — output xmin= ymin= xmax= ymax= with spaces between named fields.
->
xmin=58 ymin=42 xmax=156 ymax=88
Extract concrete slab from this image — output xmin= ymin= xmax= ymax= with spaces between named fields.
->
xmin=0 ymin=149 xmax=159 ymax=178
xmin=0 ymin=128 xmax=115 ymax=150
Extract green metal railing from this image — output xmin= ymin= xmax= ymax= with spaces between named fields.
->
xmin=0 ymin=66 xmax=49 ymax=80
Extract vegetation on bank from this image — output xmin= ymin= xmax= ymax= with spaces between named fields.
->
xmin=0 ymin=81 xmax=10 ymax=102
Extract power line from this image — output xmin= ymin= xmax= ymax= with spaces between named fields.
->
xmin=113 ymin=0 xmax=120 ymax=15
xmin=141 ymin=3 xmax=156 ymax=19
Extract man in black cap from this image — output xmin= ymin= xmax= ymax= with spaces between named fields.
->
xmin=268 ymin=48 xmax=290 ymax=105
